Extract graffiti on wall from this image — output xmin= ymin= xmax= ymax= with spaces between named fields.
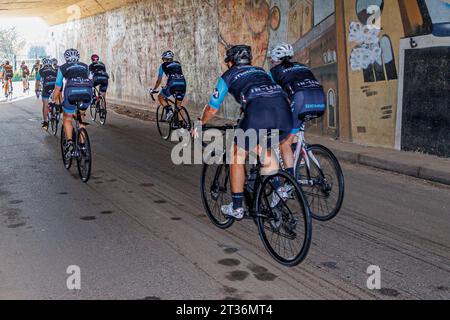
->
xmin=348 ymin=21 xmax=381 ymax=71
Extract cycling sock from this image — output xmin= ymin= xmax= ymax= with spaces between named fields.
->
xmin=232 ymin=193 xmax=244 ymax=210
xmin=286 ymin=167 xmax=295 ymax=177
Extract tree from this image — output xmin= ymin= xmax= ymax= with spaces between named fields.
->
xmin=0 ymin=27 xmax=25 ymax=62
xmin=28 ymin=46 xmax=48 ymax=60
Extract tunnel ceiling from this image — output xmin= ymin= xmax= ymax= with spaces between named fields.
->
xmin=0 ymin=0 xmax=139 ymax=25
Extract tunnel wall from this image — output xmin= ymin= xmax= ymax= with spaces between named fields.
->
xmin=49 ymin=0 xmax=294 ymax=118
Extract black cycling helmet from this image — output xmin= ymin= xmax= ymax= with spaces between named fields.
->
xmin=224 ymin=45 xmax=252 ymax=65
xmin=162 ymin=51 xmax=174 ymax=60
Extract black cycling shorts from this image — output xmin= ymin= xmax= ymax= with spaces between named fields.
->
xmin=236 ymin=96 xmax=293 ymax=151
xmin=94 ymin=77 xmax=109 ymax=93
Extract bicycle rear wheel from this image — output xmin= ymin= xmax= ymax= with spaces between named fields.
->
xmin=60 ymin=126 xmax=73 ymax=169
xmin=296 ymin=144 xmax=345 ymax=221
xmin=90 ymin=100 xmax=97 ymax=121
xmin=50 ymin=106 xmax=59 ymax=136
xmin=156 ymin=105 xmax=172 ymax=140
xmin=76 ymin=128 xmax=92 ymax=183
xmin=256 ymin=172 xmax=312 ymax=267
xmin=98 ymin=96 xmax=107 ymax=125
xmin=201 ymin=156 xmax=234 ymax=229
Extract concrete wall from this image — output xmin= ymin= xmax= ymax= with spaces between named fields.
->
xmin=49 ymin=0 xmax=299 ymax=118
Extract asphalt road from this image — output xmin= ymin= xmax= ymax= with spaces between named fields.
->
xmin=0 ymin=97 xmax=449 ymax=300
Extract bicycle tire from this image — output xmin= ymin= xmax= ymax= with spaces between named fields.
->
xmin=201 ymin=157 xmax=234 ymax=230
xmin=156 ymin=105 xmax=172 ymax=140
xmin=90 ymin=100 xmax=97 ymax=121
xmin=76 ymin=128 xmax=92 ymax=183
xmin=295 ymin=144 xmax=345 ymax=221
xmin=176 ymin=106 xmax=192 ymax=131
xmin=256 ymin=171 xmax=312 ymax=267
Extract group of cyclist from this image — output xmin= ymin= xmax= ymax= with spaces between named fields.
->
xmin=151 ymin=44 xmax=326 ymax=220
xmin=32 ymin=50 xmax=109 ymax=136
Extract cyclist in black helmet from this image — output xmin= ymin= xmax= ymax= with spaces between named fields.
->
xmin=193 ymin=44 xmax=293 ymax=220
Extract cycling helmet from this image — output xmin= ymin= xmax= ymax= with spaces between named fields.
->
xmin=42 ymin=58 xmax=52 ymax=66
xmin=224 ymin=45 xmax=252 ymax=65
xmin=91 ymin=54 xmax=99 ymax=62
xmin=162 ymin=50 xmax=174 ymax=60
xmin=64 ymin=48 xmax=80 ymax=63
xmin=270 ymin=43 xmax=294 ymax=62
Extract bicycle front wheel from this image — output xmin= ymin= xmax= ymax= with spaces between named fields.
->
xmin=296 ymin=144 xmax=345 ymax=221
xmin=256 ymin=172 xmax=312 ymax=267
xmin=201 ymin=158 xmax=234 ymax=230
xmin=76 ymin=128 xmax=92 ymax=183
xmin=156 ymin=105 xmax=172 ymax=140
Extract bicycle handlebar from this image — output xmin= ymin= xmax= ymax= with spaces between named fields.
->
xmin=149 ymin=89 xmax=159 ymax=102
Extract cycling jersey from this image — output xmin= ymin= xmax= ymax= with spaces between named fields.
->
xmin=3 ymin=65 xmax=13 ymax=79
xmin=269 ymin=62 xmax=321 ymax=96
xmin=270 ymin=62 xmax=326 ymax=133
xmin=89 ymin=61 xmax=109 ymax=93
xmin=158 ymin=61 xmax=186 ymax=99
xmin=21 ymin=65 xmax=30 ymax=78
xmin=37 ymin=65 xmax=57 ymax=100
xmin=56 ymin=62 xmax=93 ymax=114
xmin=209 ymin=64 xmax=292 ymax=150
xmin=209 ymin=65 xmax=286 ymax=109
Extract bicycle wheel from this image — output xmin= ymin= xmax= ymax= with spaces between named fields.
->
xmin=60 ymin=126 xmax=73 ymax=170
xmin=156 ymin=105 xmax=171 ymax=140
xmin=98 ymin=96 xmax=107 ymax=125
xmin=201 ymin=155 xmax=234 ymax=229
xmin=50 ymin=106 xmax=58 ymax=136
xmin=175 ymin=106 xmax=192 ymax=131
xmin=90 ymin=100 xmax=97 ymax=121
xmin=76 ymin=128 xmax=92 ymax=183
xmin=296 ymin=144 xmax=345 ymax=221
xmin=256 ymin=172 xmax=312 ymax=267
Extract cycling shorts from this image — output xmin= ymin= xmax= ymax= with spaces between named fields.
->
xmin=42 ymin=83 xmax=55 ymax=100
xmin=161 ymin=80 xmax=186 ymax=100
xmin=93 ymin=76 xmax=109 ymax=93
xmin=62 ymin=86 xmax=92 ymax=115
xmin=236 ymin=96 xmax=292 ymax=151
xmin=290 ymin=88 xmax=326 ymax=134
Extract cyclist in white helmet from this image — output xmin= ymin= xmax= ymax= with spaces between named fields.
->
xmin=268 ymin=43 xmax=326 ymax=177
xmin=150 ymin=50 xmax=187 ymax=120
xmin=52 ymin=48 xmax=93 ymax=154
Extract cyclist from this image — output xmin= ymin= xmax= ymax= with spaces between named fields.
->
xmin=32 ymin=59 xmax=41 ymax=77
xmin=0 ymin=62 xmax=4 ymax=88
xmin=35 ymin=58 xmax=57 ymax=130
xmin=193 ymin=45 xmax=293 ymax=220
xmin=150 ymin=51 xmax=187 ymax=121
xmin=268 ymin=43 xmax=326 ymax=177
xmin=20 ymin=61 xmax=30 ymax=93
xmin=89 ymin=54 xmax=109 ymax=99
xmin=3 ymin=61 xmax=14 ymax=98
xmin=52 ymin=49 xmax=93 ymax=154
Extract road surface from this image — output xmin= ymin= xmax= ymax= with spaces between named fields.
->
xmin=0 ymin=97 xmax=449 ymax=300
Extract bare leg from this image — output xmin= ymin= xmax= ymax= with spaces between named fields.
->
xmin=280 ymin=134 xmax=296 ymax=170
xmin=42 ymin=100 xmax=49 ymax=122
xmin=64 ymin=113 xmax=74 ymax=141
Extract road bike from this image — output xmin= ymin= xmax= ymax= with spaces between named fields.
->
xmin=200 ymin=125 xmax=312 ymax=267
xmin=60 ymin=101 xmax=92 ymax=183
xmin=284 ymin=126 xmax=345 ymax=221
xmin=150 ymin=90 xmax=191 ymax=140
xmin=89 ymin=87 xmax=107 ymax=125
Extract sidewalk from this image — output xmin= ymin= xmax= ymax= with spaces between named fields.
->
xmin=109 ymin=100 xmax=450 ymax=186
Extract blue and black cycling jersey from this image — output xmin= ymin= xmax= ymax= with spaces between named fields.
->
xmin=37 ymin=65 xmax=57 ymax=98
xmin=209 ymin=65 xmax=286 ymax=110
xmin=269 ymin=62 xmax=321 ymax=97
xmin=158 ymin=61 xmax=185 ymax=82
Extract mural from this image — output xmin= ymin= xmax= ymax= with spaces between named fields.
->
xmin=217 ymin=0 xmax=281 ymax=68
xmin=348 ymin=21 xmax=382 ymax=71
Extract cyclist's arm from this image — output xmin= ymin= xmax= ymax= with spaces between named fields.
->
xmin=52 ymin=69 xmax=64 ymax=102
xmin=152 ymin=65 xmax=164 ymax=90
xmin=200 ymin=77 xmax=228 ymax=125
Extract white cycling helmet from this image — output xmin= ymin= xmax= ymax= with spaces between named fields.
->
xmin=64 ymin=48 xmax=80 ymax=63
xmin=162 ymin=50 xmax=174 ymax=60
xmin=270 ymin=43 xmax=294 ymax=62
